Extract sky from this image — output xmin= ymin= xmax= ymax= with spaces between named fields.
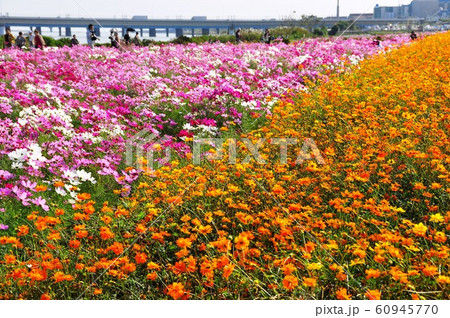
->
xmin=0 ymin=0 xmax=409 ymax=19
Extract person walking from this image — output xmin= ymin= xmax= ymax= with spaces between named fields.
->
xmin=111 ymin=31 xmax=121 ymax=49
xmin=70 ymin=34 xmax=79 ymax=47
xmin=3 ymin=28 xmax=15 ymax=49
xmin=33 ymin=29 xmax=46 ymax=50
xmin=86 ymin=24 xmax=98 ymax=48
xmin=133 ymin=32 xmax=142 ymax=46
xmin=28 ymin=31 xmax=35 ymax=49
xmin=235 ymin=28 xmax=242 ymax=44
xmin=262 ymin=29 xmax=272 ymax=44
xmin=124 ymin=30 xmax=131 ymax=46
xmin=15 ymin=32 xmax=26 ymax=49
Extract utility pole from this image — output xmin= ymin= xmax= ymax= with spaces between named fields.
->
xmin=337 ymin=0 xmax=340 ymax=19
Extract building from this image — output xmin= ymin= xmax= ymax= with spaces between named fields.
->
xmin=348 ymin=13 xmax=374 ymax=20
xmin=374 ymin=4 xmax=411 ymax=19
xmin=439 ymin=0 xmax=450 ymax=17
xmin=411 ymin=0 xmax=440 ymax=17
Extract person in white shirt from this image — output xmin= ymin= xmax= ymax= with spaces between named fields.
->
xmin=28 ymin=31 xmax=35 ymax=49
xmin=86 ymin=24 xmax=97 ymax=48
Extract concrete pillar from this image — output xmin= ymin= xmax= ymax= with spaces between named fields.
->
xmin=166 ymin=28 xmax=169 ymax=37
xmin=192 ymin=28 xmax=195 ymax=37
xmin=36 ymin=26 xmax=42 ymax=34
xmin=202 ymin=28 xmax=209 ymax=36
xmin=140 ymin=28 xmax=143 ymax=37
xmin=149 ymin=28 xmax=156 ymax=37
xmin=175 ymin=28 xmax=183 ymax=37
xmin=65 ymin=27 xmax=71 ymax=37
xmin=216 ymin=28 xmax=220 ymax=35
xmin=59 ymin=27 xmax=62 ymax=36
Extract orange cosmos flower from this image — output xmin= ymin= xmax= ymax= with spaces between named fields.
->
xmin=99 ymin=227 xmax=115 ymax=240
xmin=4 ymin=254 xmax=16 ymax=264
xmin=282 ymin=263 xmax=297 ymax=275
xmin=176 ymin=238 xmax=192 ymax=249
xmin=234 ymin=235 xmax=250 ymax=250
xmin=412 ymin=223 xmax=427 ymax=237
xmin=166 ymin=196 xmax=183 ymax=205
xmin=172 ymin=261 xmax=187 ymax=275
xmin=69 ymin=239 xmax=81 ymax=249
xmin=366 ymin=289 xmax=381 ymax=300
xmin=282 ymin=275 xmax=299 ymax=290
xmin=436 ymin=275 xmax=450 ymax=284
xmin=211 ymin=237 xmax=231 ymax=252
xmin=366 ymin=268 xmax=381 ymax=280
xmin=147 ymin=262 xmax=161 ymax=271
xmin=430 ymin=183 xmax=442 ymax=189
xmin=135 ymin=253 xmax=148 ymax=264
xmin=53 ymin=271 xmax=74 ymax=283
xmin=100 ymin=215 xmax=112 ymax=224
xmin=336 ymin=288 xmax=352 ymax=300
xmin=222 ymin=264 xmax=235 ymax=280
xmin=53 ymin=181 xmax=65 ymax=187
xmin=336 ymin=271 xmax=347 ymax=281
xmin=94 ymin=289 xmax=102 ymax=295
xmin=272 ymin=184 xmax=286 ymax=195
xmin=422 ymin=265 xmax=438 ymax=277
xmin=167 ymin=282 xmax=186 ymax=300
xmin=434 ymin=231 xmax=447 ymax=243
xmin=107 ymin=242 xmax=124 ymax=255
xmin=135 ymin=223 xmax=147 ymax=233
xmin=75 ymin=263 xmax=85 ymax=270
xmin=35 ymin=185 xmax=47 ymax=192
xmin=17 ymin=225 xmax=29 ymax=236
xmin=413 ymin=183 xmax=427 ymax=190
xmin=77 ymin=193 xmax=91 ymax=201
xmin=40 ymin=294 xmax=51 ymax=300
xmin=302 ymin=277 xmax=317 ymax=288
xmin=198 ymin=225 xmax=212 ymax=235
xmin=147 ymin=272 xmax=158 ymax=280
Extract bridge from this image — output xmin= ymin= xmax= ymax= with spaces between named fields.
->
xmin=0 ymin=16 xmax=423 ymax=38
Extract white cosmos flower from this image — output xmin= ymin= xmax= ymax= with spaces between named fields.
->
xmin=8 ymin=148 xmax=28 ymax=162
xmin=76 ymin=169 xmax=97 ymax=184
xmin=55 ymin=187 xmax=67 ymax=196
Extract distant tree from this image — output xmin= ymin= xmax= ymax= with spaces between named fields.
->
xmin=299 ymin=15 xmax=321 ymax=32
xmin=313 ymin=27 xmax=328 ymax=37
xmin=329 ymin=20 xmax=354 ymax=36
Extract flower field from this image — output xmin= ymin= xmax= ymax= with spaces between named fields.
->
xmin=0 ymin=33 xmax=449 ymax=299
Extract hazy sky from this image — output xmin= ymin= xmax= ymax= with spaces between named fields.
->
xmin=0 ymin=0 xmax=408 ymax=19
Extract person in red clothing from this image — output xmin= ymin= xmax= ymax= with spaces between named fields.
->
xmin=33 ymin=29 xmax=46 ymax=50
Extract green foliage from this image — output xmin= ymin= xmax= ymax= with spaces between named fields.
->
xmin=329 ymin=21 xmax=356 ymax=36
xmin=54 ymin=37 xmax=72 ymax=47
xmin=166 ymin=27 xmax=309 ymax=45
xmin=171 ymin=35 xmax=193 ymax=44
xmin=313 ymin=27 xmax=328 ymax=37
xmin=42 ymin=36 xmax=57 ymax=47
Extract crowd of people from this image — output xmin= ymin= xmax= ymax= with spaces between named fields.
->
xmin=4 ymin=24 xmax=421 ymax=49
xmin=2 ymin=27 xmax=46 ymax=50
xmin=87 ymin=24 xmax=142 ymax=49
xmin=2 ymin=24 xmax=143 ymax=50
